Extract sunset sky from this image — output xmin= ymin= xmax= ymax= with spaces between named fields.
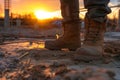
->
xmin=0 ymin=0 xmax=119 ymax=19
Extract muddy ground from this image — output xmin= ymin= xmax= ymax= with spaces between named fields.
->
xmin=0 ymin=27 xmax=120 ymax=80
xmin=0 ymin=37 xmax=120 ymax=80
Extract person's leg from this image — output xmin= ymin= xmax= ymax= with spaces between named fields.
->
xmin=84 ymin=0 xmax=111 ymax=23
xmin=45 ymin=0 xmax=81 ymax=51
xmin=75 ymin=0 xmax=111 ymax=61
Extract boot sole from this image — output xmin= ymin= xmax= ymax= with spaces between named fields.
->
xmin=45 ymin=40 xmax=80 ymax=51
xmin=47 ymin=48 xmax=77 ymax=51
xmin=68 ymin=48 xmax=76 ymax=51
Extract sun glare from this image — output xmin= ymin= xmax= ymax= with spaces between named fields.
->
xmin=34 ymin=10 xmax=53 ymax=20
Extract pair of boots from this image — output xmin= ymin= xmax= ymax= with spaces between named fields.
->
xmin=45 ymin=17 xmax=106 ymax=61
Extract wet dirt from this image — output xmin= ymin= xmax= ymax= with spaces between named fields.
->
xmin=0 ymin=39 xmax=119 ymax=80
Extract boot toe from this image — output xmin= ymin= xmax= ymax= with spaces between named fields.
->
xmin=45 ymin=40 xmax=61 ymax=50
xmin=74 ymin=47 xmax=103 ymax=62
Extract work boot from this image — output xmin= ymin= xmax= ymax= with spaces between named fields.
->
xmin=74 ymin=17 xmax=106 ymax=62
xmin=45 ymin=21 xmax=81 ymax=51
xmin=45 ymin=0 xmax=80 ymax=51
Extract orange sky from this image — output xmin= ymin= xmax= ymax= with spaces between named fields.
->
xmin=0 ymin=0 xmax=119 ymax=19
xmin=11 ymin=0 xmax=60 ymax=13
xmin=0 ymin=0 xmax=84 ymax=17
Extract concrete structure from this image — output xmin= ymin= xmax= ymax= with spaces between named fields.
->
xmin=4 ymin=0 xmax=10 ymax=27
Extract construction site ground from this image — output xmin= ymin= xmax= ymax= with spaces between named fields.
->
xmin=0 ymin=30 xmax=120 ymax=80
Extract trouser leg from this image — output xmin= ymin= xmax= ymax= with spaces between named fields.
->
xmin=60 ymin=0 xmax=80 ymax=22
xmin=84 ymin=0 xmax=111 ymax=22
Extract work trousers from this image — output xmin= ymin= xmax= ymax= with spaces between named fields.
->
xmin=60 ymin=0 xmax=111 ymax=23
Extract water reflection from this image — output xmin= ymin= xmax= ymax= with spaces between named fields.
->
xmin=2 ymin=41 xmax=45 ymax=51
xmin=28 ymin=41 xmax=45 ymax=49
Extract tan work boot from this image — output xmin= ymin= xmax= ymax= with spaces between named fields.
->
xmin=45 ymin=0 xmax=80 ymax=51
xmin=74 ymin=17 xmax=106 ymax=62
xmin=45 ymin=22 xmax=81 ymax=51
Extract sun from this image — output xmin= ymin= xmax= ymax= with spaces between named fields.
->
xmin=34 ymin=10 xmax=52 ymax=20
